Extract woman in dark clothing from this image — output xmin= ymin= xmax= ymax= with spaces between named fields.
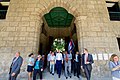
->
xmin=33 ymin=55 xmax=43 ymax=80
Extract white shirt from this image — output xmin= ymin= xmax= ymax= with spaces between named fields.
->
xmin=28 ymin=57 xmax=34 ymax=66
xmin=47 ymin=53 xmax=51 ymax=61
xmin=50 ymin=55 xmax=55 ymax=61
xmin=55 ymin=53 xmax=63 ymax=61
xmin=84 ymin=54 xmax=88 ymax=64
xmin=75 ymin=54 xmax=78 ymax=62
xmin=12 ymin=57 xmax=19 ymax=64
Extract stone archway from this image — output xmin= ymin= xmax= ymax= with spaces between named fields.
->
xmin=32 ymin=0 xmax=82 ymax=54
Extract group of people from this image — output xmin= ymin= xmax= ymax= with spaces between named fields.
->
xmin=8 ymin=48 xmax=120 ymax=80
xmin=9 ymin=52 xmax=44 ymax=80
xmin=47 ymin=48 xmax=94 ymax=80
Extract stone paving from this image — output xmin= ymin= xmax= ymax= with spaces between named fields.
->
xmin=0 ymin=69 xmax=112 ymax=80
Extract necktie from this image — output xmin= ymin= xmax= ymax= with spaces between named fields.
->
xmin=86 ymin=55 xmax=88 ymax=64
xmin=12 ymin=57 xmax=17 ymax=64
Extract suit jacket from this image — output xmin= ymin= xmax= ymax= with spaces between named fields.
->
xmin=74 ymin=54 xmax=81 ymax=66
xmin=82 ymin=53 xmax=94 ymax=70
xmin=10 ymin=56 xmax=23 ymax=74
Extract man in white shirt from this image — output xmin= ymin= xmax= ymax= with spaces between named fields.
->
xmin=55 ymin=50 xmax=63 ymax=78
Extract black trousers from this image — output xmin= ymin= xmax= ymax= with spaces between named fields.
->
xmin=9 ymin=73 xmax=18 ymax=80
xmin=33 ymin=69 xmax=42 ymax=80
xmin=74 ymin=62 xmax=80 ymax=77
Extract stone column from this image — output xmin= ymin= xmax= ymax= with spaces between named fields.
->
xmin=75 ymin=20 xmax=81 ymax=52
xmin=33 ymin=20 xmax=43 ymax=54
xmin=75 ymin=16 xmax=87 ymax=53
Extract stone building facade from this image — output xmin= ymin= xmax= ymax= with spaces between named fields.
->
xmin=0 ymin=0 xmax=120 ymax=79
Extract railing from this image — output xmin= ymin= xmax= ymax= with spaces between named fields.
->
xmin=109 ymin=12 xmax=120 ymax=21
xmin=0 ymin=10 xmax=7 ymax=19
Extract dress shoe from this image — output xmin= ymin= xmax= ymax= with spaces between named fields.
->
xmin=58 ymin=75 xmax=60 ymax=78
xmin=66 ymin=77 xmax=68 ymax=79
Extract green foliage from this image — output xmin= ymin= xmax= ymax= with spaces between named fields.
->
xmin=52 ymin=38 xmax=65 ymax=51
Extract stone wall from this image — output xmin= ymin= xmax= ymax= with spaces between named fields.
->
xmin=0 ymin=0 xmax=120 ymax=79
xmin=75 ymin=0 xmax=118 ymax=52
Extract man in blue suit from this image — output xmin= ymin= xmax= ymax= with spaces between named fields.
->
xmin=81 ymin=48 xmax=94 ymax=80
xmin=9 ymin=52 xmax=23 ymax=80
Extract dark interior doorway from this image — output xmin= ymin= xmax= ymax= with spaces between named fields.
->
xmin=117 ymin=38 xmax=120 ymax=50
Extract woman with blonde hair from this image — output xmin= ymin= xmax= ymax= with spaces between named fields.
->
xmin=33 ymin=55 xmax=43 ymax=80
xmin=109 ymin=54 xmax=120 ymax=80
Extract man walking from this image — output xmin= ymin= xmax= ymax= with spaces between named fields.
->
xmin=47 ymin=51 xmax=52 ymax=72
xmin=64 ymin=51 xmax=72 ymax=79
xmin=82 ymin=48 xmax=94 ymax=80
xmin=49 ymin=52 xmax=55 ymax=75
xmin=74 ymin=51 xmax=81 ymax=78
xmin=55 ymin=50 xmax=63 ymax=78
xmin=9 ymin=52 xmax=23 ymax=80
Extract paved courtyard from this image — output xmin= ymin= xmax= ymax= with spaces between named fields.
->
xmin=0 ymin=69 xmax=112 ymax=80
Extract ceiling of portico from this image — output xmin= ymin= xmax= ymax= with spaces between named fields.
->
xmin=44 ymin=7 xmax=74 ymax=28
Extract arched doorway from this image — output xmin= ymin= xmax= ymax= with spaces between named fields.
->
xmin=38 ymin=7 xmax=78 ymax=55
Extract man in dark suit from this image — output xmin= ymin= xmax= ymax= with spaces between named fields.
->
xmin=9 ymin=52 xmax=23 ymax=80
xmin=82 ymin=48 xmax=94 ymax=80
xmin=74 ymin=51 xmax=81 ymax=78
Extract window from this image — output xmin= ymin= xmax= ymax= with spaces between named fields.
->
xmin=0 ymin=0 xmax=10 ymax=19
xmin=106 ymin=1 xmax=120 ymax=21
xmin=117 ymin=38 xmax=120 ymax=51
